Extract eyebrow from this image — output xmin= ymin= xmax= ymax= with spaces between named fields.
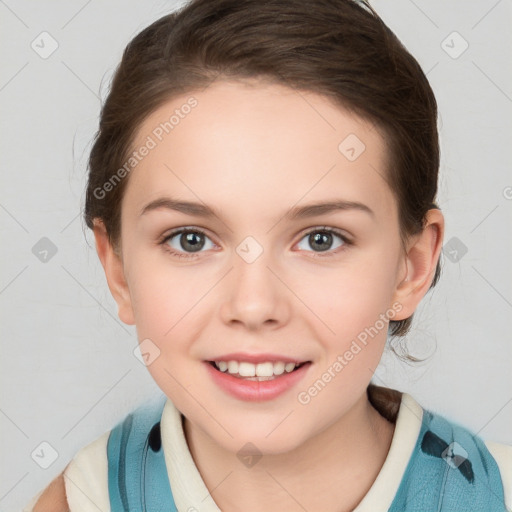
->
xmin=139 ymin=197 xmax=374 ymax=221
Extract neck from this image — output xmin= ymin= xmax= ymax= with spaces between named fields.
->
xmin=183 ymin=386 xmax=396 ymax=512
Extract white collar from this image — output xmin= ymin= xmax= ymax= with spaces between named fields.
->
xmin=353 ymin=392 xmax=423 ymax=511
xmin=160 ymin=392 xmax=423 ymax=512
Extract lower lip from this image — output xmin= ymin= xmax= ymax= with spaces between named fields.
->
xmin=204 ymin=361 xmax=311 ymax=402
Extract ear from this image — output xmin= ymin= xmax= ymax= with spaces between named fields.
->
xmin=92 ymin=219 xmax=135 ymax=325
xmin=391 ymin=209 xmax=444 ymax=320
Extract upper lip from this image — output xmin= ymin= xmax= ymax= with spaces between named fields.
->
xmin=206 ymin=352 xmax=310 ymax=365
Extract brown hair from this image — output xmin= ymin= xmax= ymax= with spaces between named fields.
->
xmin=83 ymin=0 xmax=441 ymax=340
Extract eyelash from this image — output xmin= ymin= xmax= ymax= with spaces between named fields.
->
xmin=158 ymin=226 xmax=353 ymax=260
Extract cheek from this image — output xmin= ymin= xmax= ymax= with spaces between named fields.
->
xmin=126 ymin=255 xmax=216 ymax=367
xmin=126 ymin=262 xmax=204 ymax=398
xmin=311 ymin=257 xmax=398 ymax=336
xmin=130 ymin=277 xmax=175 ymax=339
xmin=295 ymin=271 xmax=396 ymax=417
xmin=126 ymin=246 xmax=197 ymax=332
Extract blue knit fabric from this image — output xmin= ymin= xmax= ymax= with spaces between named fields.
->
xmin=107 ymin=396 xmax=506 ymax=511
xmin=389 ymin=409 xmax=506 ymax=512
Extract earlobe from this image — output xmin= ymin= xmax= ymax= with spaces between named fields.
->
xmin=92 ymin=219 xmax=135 ymax=325
xmin=391 ymin=209 xmax=444 ymax=320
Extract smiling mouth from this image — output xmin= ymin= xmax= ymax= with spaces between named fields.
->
xmin=207 ymin=360 xmax=310 ymax=381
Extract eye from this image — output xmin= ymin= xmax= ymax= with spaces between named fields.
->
xmin=159 ymin=226 xmax=352 ymax=260
xmin=296 ymin=227 xmax=351 ymax=258
xmin=160 ymin=228 xmax=215 ymax=259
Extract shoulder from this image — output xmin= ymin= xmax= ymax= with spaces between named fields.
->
xmin=63 ymin=430 xmax=111 ymax=511
xmin=29 ymin=470 xmax=68 ymax=512
xmin=25 ymin=430 xmax=111 ymax=512
xmin=25 ymin=395 xmax=175 ymax=512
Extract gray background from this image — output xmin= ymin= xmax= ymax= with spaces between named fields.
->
xmin=1 ymin=0 xmax=511 ymax=510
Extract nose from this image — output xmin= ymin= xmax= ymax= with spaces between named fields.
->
xmin=219 ymin=243 xmax=291 ymax=331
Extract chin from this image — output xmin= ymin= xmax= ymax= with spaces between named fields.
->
xmin=219 ymin=422 xmax=308 ymax=457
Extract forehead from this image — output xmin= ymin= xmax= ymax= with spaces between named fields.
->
xmin=124 ymin=79 xmax=396 ymax=224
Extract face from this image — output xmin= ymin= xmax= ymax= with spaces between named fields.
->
xmin=113 ymin=79 xmax=408 ymax=455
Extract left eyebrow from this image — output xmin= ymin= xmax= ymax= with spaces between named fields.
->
xmin=284 ymin=199 xmax=374 ymax=221
xmin=139 ymin=197 xmax=374 ymax=221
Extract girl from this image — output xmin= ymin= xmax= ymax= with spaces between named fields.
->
xmin=27 ymin=0 xmax=511 ymax=510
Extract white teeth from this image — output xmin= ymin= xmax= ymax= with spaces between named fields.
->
xmin=238 ymin=362 xmax=256 ymax=377
xmin=255 ymin=362 xmax=274 ymax=377
xmin=213 ymin=360 xmax=303 ymax=377
xmin=273 ymin=362 xmax=285 ymax=375
xmin=284 ymin=362 xmax=296 ymax=373
xmin=227 ymin=361 xmax=239 ymax=374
